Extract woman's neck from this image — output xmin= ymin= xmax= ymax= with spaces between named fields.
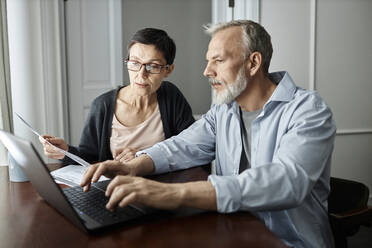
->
xmin=118 ymin=86 xmax=157 ymax=112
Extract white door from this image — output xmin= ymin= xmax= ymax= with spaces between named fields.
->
xmin=64 ymin=0 xmax=123 ymax=145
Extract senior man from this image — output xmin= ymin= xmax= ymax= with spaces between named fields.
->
xmin=81 ymin=20 xmax=336 ymax=248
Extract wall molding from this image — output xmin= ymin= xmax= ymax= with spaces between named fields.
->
xmin=309 ymin=0 xmax=317 ymax=91
xmin=212 ymin=0 xmax=231 ymax=23
xmin=109 ymin=0 xmax=123 ymax=88
xmin=336 ymin=129 xmax=372 ymax=135
xmin=212 ymin=0 xmax=259 ymax=23
xmin=234 ymin=0 xmax=259 ymax=22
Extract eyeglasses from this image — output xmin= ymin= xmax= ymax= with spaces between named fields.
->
xmin=124 ymin=60 xmax=169 ymax=74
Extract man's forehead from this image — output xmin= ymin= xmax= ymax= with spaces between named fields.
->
xmin=206 ymin=26 xmax=243 ymax=58
xmin=214 ymin=26 xmax=242 ymax=39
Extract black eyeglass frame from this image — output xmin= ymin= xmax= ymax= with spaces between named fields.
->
xmin=124 ymin=59 xmax=170 ymax=74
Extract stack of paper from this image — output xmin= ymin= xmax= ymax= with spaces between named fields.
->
xmin=51 ymin=164 xmax=109 ymax=187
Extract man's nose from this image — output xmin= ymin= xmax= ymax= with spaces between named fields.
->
xmin=203 ymin=63 xmax=216 ymax=78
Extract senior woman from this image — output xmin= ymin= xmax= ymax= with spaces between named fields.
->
xmin=40 ymin=28 xmax=195 ymax=164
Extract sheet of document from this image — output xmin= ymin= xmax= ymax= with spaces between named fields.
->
xmin=15 ymin=112 xmax=91 ymax=167
xmin=51 ymin=164 xmax=109 ymax=187
xmin=16 ymin=113 xmax=109 ymax=192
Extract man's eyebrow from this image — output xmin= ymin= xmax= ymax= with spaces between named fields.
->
xmin=206 ymin=54 xmax=222 ymax=61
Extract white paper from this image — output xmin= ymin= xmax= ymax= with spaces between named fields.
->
xmin=16 ymin=113 xmax=108 ymax=192
xmin=15 ymin=112 xmax=91 ymax=167
xmin=51 ymin=164 xmax=109 ymax=187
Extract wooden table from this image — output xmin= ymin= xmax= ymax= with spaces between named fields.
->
xmin=0 ymin=165 xmax=287 ymax=248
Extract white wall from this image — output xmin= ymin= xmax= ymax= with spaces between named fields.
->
xmin=260 ymin=0 xmax=372 ymax=194
xmin=122 ymin=0 xmax=212 ymax=114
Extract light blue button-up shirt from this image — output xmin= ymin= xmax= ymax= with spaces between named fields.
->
xmin=140 ymin=71 xmax=336 ymax=248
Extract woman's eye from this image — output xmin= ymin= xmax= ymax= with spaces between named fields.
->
xmin=149 ymin=64 xmax=160 ymax=69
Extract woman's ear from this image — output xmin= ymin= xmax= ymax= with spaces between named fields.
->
xmin=164 ymin=64 xmax=174 ymax=78
xmin=247 ymin=52 xmax=262 ymax=77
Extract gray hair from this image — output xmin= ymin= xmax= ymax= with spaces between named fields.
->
xmin=204 ymin=20 xmax=273 ymax=75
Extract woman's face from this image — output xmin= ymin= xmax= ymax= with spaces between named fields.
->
xmin=127 ymin=43 xmax=173 ymax=96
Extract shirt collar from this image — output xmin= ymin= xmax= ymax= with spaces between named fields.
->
xmin=267 ymin=71 xmax=297 ymax=103
xmin=221 ymin=71 xmax=297 ymax=114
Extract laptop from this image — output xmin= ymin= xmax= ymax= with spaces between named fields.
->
xmin=0 ymin=129 xmax=156 ymax=233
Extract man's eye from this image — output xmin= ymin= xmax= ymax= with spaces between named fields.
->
xmin=129 ymin=61 xmax=140 ymax=66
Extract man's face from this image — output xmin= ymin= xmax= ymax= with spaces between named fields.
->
xmin=211 ymin=66 xmax=247 ymax=105
xmin=204 ymin=27 xmax=248 ymax=105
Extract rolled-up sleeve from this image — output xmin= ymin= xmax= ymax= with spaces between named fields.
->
xmin=208 ymin=175 xmax=242 ymax=212
xmin=137 ymin=145 xmax=171 ymax=174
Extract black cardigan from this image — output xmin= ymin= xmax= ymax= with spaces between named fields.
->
xmin=63 ymin=81 xmax=195 ymax=164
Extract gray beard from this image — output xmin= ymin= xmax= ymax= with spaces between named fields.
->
xmin=211 ymin=67 xmax=247 ymax=105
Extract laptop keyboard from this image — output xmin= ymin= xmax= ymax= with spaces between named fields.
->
xmin=63 ymin=185 xmax=144 ymax=224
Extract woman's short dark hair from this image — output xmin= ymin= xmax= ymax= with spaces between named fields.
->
xmin=128 ymin=28 xmax=176 ymax=65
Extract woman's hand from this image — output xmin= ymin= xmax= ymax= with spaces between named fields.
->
xmin=39 ymin=135 xmax=68 ymax=159
xmin=114 ymin=147 xmax=137 ymax=163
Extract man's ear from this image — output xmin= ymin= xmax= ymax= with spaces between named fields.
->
xmin=164 ymin=64 xmax=174 ymax=78
xmin=247 ymin=52 xmax=262 ymax=76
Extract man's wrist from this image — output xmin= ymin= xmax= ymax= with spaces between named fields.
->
xmin=177 ymin=181 xmax=217 ymax=210
xmin=131 ymin=154 xmax=155 ymax=176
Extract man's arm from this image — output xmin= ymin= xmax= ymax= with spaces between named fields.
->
xmin=139 ymin=107 xmax=217 ymax=175
xmin=105 ymin=176 xmax=217 ymax=211
xmin=80 ymin=153 xmax=217 ymax=211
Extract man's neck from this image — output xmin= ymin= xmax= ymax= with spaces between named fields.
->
xmin=236 ymin=73 xmax=277 ymax=112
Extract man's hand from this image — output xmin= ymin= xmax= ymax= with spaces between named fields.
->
xmin=39 ymin=135 xmax=68 ymax=159
xmin=113 ymin=148 xmax=137 ymax=163
xmin=105 ymin=176 xmax=217 ymax=211
xmin=105 ymin=176 xmax=184 ymax=210
xmin=80 ymin=154 xmax=155 ymax=192
xmin=80 ymin=160 xmax=133 ymax=192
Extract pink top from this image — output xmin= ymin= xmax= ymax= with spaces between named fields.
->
xmin=110 ymin=105 xmax=165 ymax=158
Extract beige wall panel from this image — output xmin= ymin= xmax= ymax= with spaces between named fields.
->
xmin=316 ymin=0 xmax=372 ymax=130
xmin=261 ymin=0 xmax=311 ymax=89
